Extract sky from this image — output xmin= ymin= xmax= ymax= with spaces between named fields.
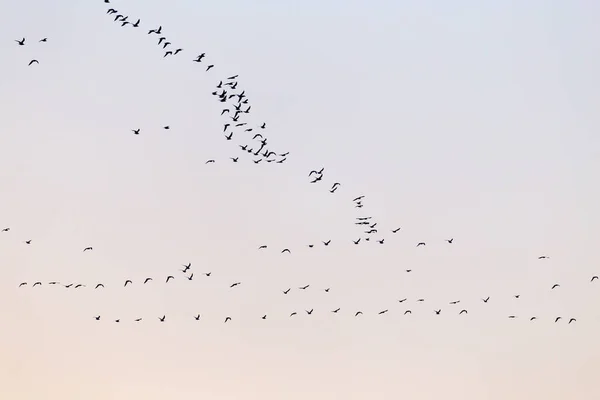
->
xmin=1 ymin=0 xmax=600 ymax=399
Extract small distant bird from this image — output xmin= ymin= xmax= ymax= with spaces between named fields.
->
xmin=39 ymin=38 xmax=47 ymax=42
xmin=434 ymin=309 xmax=441 ymax=315
xmin=32 ymin=282 xmax=42 ymax=287
xmin=15 ymin=38 xmax=25 ymax=45
xmin=555 ymin=317 xmax=562 ymax=323
xmin=283 ymin=288 xmax=291 ymax=294
xmin=166 ymin=275 xmax=174 ymax=283
xmin=417 ymin=298 xmax=425 ymax=302
xmin=186 ymin=273 xmax=194 ymax=281
xmin=28 ymin=60 xmax=39 ymax=66
xmin=324 ymin=288 xmax=330 ymax=293
xmin=551 ymin=284 xmax=560 ymax=289
xmin=404 ymin=310 xmax=412 ymax=315
xmin=290 ymin=312 xmax=297 ymax=317
xmin=379 ymin=310 xmax=388 ymax=315
xmin=24 ymin=240 xmax=32 ymax=244
xmin=398 ymin=298 xmax=407 ymax=303
xmin=230 ymin=282 xmax=241 ymax=288
xmin=182 ymin=263 xmax=191 ymax=272
xmin=83 ymin=247 xmax=93 ymax=252
xmin=446 ymin=238 xmax=453 ymax=243
xmin=124 ymin=280 xmax=132 ymax=287
xmin=164 ymin=51 xmax=173 ymax=57
xmin=174 ymin=48 xmax=183 ymax=55
xmin=193 ymin=53 xmax=205 ymax=62
xmin=206 ymin=64 xmax=214 ymax=71
xmin=75 ymin=284 xmax=85 ymax=288
xmin=135 ymin=318 xmax=142 ymax=322
xmin=95 ymin=284 xmax=104 ymax=289
xmin=194 ymin=315 xmax=200 ymax=320
xmin=205 ymin=159 xmax=215 ymax=164
xmin=227 ymin=75 xmax=238 ymax=80
xmin=450 ymin=301 xmax=460 ymax=305
xmin=482 ymin=297 xmax=490 ymax=303
xmin=163 ymin=126 xmax=169 ymax=130
xmin=538 ymin=255 xmax=549 ymax=259
xmin=132 ymin=129 xmax=140 ymax=135
xmin=299 ymin=285 xmax=309 ymax=290
xmin=306 ymin=309 xmax=314 ymax=315
xmin=258 ymin=245 xmax=267 ymax=249
xmin=353 ymin=239 xmax=361 ymax=245
xmin=355 ymin=311 xmax=363 ymax=317
xmin=392 ymin=227 xmax=401 ymax=233
xmin=281 ymin=248 xmax=291 ymax=254
xmin=416 ymin=242 xmax=426 ymax=247
xmin=143 ymin=278 xmax=152 ymax=284
xmin=508 ymin=315 xmax=516 ymax=319
xmin=132 ymin=19 xmax=140 ymax=27
xmin=260 ymin=123 xmax=266 ymax=129
xmin=591 ymin=276 xmax=598 ymax=282
xmin=568 ymin=318 xmax=576 ymax=324
xmin=231 ymin=157 xmax=238 ymax=162
xmin=204 ymin=272 xmax=211 ymax=277
xmin=261 ymin=315 xmax=267 ymax=320
xmin=115 ymin=319 xmax=120 ymax=323
xmin=530 ymin=317 xmax=537 ymax=321
xmin=377 ymin=239 xmax=384 ymax=244
xmin=94 ymin=316 xmax=101 ymax=321
xmin=332 ymin=308 xmax=340 ymax=313
xmin=159 ymin=316 xmax=166 ymax=322
xmin=322 ymin=240 xmax=331 ymax=246
xmin=459 ymin=310 xmax=468 ymax=315
xmin=1 ymin=228 xmax=9 ymax=232
xmin=224 ymin=317 xmax=231 ymax=323
xmin=514 ymin=294 xmax=520 ymax=299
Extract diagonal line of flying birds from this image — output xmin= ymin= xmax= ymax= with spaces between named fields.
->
xmin=104 ymin=6 xmax=289 ymax=165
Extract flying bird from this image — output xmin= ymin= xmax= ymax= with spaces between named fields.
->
xmin=124 ymin=280 xmax=132 ymax=287
xmin=459 ymin=309 xmax=468 ymax=315
xmin=193 ymin=53 xmax=205 ymax=62
xmin=281 ymin=248 xmax=291 ymax=254
xmin=95 ymin=284 xmax=104 ymax=289
xmin=230 ymin=282 xmax=241 ymax=288
xmin=159 ymin=316 xmax=166 ymax=322
xmin=416 ymin=242 xmax=426 ymax=247
xmin=446 ymin=238 xmax=454 ymax=243
xmin=205 ymin=159 xmax=215 ymax=164
xmin=551 ymin=284 xmax=560 ymax=289
xmin=306 ymin=309 xmax=314 ymax=315
xmin=206 ymin=65 xmax=214 ymax=71
xmin=15 ymin=38 xmax=25 ymax=45
xmin=165 ymin=275 xmax=174 ymax=283
xmin=194 ymin=315 xmax=201 ymax=320
xmin=83 ymin=247 xmax=93 ymax=252
xmin=39 ymin=38 xmax=47 ymax=42
xmin=143 ymin=278 xmax=152 ymax=284
xmin=299 ymin=285 xmax=310 ymax=290
xmin=392 ymin=228 xmax=401 ymax=233
xmin=132 ymin=129 xmax=140 ymax=135
xmin=224 ymin=317 xmax=231 ymax=323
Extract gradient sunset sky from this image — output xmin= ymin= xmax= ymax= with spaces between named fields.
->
xmin=1 ymin=0 xmax=599 ymax=399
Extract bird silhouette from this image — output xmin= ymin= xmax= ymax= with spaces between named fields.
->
xmin=224 ymin=316 xmax=231 ymax=323
xmin=416 ymin=242 xmax=426 ymax=247
xmin=299 ymin=285 xmax=310 ymax=290
xmin=306 ymin=309 xmax=314 ymax=315
xmin=159 ymin=315 xmax=166 ymax=322
xmin=83 ymin=247 xmax=93 ymax=252
xmin=166 ymin=276 xmax=174 ymax=283
xmin=459 ymin=309 xmax=468 ymax=315
xmin=15 ymin=38 xmax=25 ymax=45
xmin=143 ymin=278 xmax=152 ymax=284
xmin=124 ymin=280 xmax=132 ymax=287
xmin=392 ymin=228 xmax=401 ymax=233
xmin=194 ymin=314 xmax=200 ymax=320
xmin=281 ymin=248 xmax=291 ymax=254
xmin=28 ymin=60 xmax=39 ymax=66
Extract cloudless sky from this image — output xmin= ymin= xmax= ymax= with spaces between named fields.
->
xmin=1 ymin=0 xmax=599 ymax=399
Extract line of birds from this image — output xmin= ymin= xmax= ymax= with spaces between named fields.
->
xmin=103 ymin=6 xmax=290 ymax=165
xmin=89 ymin=312 xmax=578 ymax=324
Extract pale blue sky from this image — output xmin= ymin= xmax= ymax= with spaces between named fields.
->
xmin=1 ymin=1 xmax=599 ymax=399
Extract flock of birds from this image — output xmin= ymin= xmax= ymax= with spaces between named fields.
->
xmin=8 ymin=1 xmax=597 ymax=326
